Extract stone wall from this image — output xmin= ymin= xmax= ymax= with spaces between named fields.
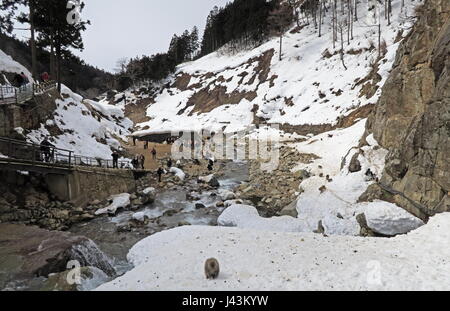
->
xmin=364 ymin=0 xmax=450 ymax=217
xmin=46 ymin=168 xmax=137 ymax=207
xmin=0 ymin=89 xmax=58 ymax=137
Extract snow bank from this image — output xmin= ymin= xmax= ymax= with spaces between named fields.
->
xmin=218 ymin=199 xmax=423 ymax=237
xmin=95 ymin=194 xmax=131 ymax=216
xmin=96 ymin=213 xmax=450 ymax=291
xmin=289 ymin=120 xmax=392 ymax=235
xmin=218 ymin=204 xmax=308 ymax=233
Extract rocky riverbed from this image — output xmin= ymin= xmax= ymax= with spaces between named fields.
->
xmin=0 ymin=160 xmax=249 ymax=291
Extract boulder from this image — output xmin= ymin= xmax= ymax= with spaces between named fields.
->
xmin=348 ymin=153 xmax=362 ymax=173
xmin=0 ymin=224 xmax=115 ymax=290
xmin=279 ymin=199 xmax=299 ymax=218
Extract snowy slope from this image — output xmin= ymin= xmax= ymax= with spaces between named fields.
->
xmin=0 ymin=47 xmax=131 ymax=159
xmin=0 ymin=49 xmax=33 ymax=82
xmin=26 ymin=85 xmax=133 ymax=158
xmin=133 ymin=0 xmax=421 ymax=135
xmin=96 ymin=212 xmax=450 ymax=291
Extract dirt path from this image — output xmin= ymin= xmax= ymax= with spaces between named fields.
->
xmin=124 ymin=139 xmax=173 ymax=171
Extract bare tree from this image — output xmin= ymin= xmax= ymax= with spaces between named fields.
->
xmin=115 ymin=57 xmax=129 ymax=75
xmin=338 ymin=19 xmax=348 ymax=70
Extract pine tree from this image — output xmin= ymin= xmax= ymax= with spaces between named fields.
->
xmin=0 ymin=0 xmax=18 ymax=35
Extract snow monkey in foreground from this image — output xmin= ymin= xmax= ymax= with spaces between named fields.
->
xmin=205 ymin=258 xmax=220 ymax=280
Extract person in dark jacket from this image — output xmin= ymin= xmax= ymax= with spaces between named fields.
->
xmin=40 ymin=138 xmax=55 ymax=162
xmin=139 ymin=154 xmax=145 ymax=169
xmin=157 ymin=167 xmax=164 ymax=182
xmin=112 ymin=151 xmax=119 ymax=168
xmin=167 ymin=158 xmax=173 ymax=168
xmin=151 ymin=147 xmax=157 ymax=160
xmin=20 ymin=72 xmax=29 ymax=87
xmin=14 ymin=73 xmax=24 ymax=87
xmin=132 ymin=155 xmax=139 ymax=169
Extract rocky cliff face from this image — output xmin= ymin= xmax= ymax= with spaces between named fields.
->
xmin=365 ymin=0 xmax=449 ymax=218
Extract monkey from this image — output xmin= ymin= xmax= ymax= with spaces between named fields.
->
xmin=205 ymin=258 xmax=220 ymax=280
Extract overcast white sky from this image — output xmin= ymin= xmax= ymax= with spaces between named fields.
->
xmin=13 ymin=0 xmax=227 ymax=72
xmin=75 ymin=0 xmax=228 ymax=72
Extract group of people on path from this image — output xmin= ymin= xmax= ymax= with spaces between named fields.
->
xmin=132 ymin=154 xmax=146 ymax=169
xmin=13 ymin=71 xmax=50 ymax=88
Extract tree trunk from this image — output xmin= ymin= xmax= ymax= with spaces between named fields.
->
xmin=29 ymin=0 xmax=37 ymax=81
xmin=50 ymin=30 xmax=55 ymax=81
xmin=319 ymin=1 xmax=322 ymax=37
xmin=340 ymin=26 xmax=347 ymax=70
xmin=279 ymin=34 xmax=283 ymax=61
xmin=354 ymin=0 xmax=358 ymax=21
xmin=56 ymin=34 xmax=61 ymax=93
xmin=378 ymin=23 xmax=381 ymax=58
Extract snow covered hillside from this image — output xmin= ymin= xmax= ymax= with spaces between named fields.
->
xmin=97 ymin=212 xmax=450 ymax=291
xmin=1 ymin=47 xmax=132 ymax=159
xmin=131 ymin=0 xmax=420 ymax=135
xmin=26 ymin=86 xmax=133 ymax=159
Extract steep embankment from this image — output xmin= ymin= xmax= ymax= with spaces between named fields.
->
xmin=130 ymin=0 xmax=419 ymax=137
xmin=364 ymin=0 xmax=449 ymax=218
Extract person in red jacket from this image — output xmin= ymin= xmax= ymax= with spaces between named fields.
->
xmin=41 ymin=72 xmax=50 ymax=82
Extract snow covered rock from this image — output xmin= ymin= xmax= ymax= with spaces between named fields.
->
xmin=198 ymin=174 xmax=220 ymax=188
xmin=132 ymin=212 xmax=147 ymax=222
xmin=361 ymin=201 xmax=424 ymax=236
xmin=95 ymin=194 xmax=131 ymax=216
xmin=169 ymin=167 xmax=186 ymax=181
xmin=141 ymin=187 xmax=156 ymax=196
xmin=218 ymin=190 xmax=236 ymax=201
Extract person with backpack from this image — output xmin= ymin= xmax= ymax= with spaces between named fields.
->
xmin=151 ymin=147 xmax=157 ymax=160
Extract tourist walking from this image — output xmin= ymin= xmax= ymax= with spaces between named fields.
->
xmin=112 ymin=151 xmax=119 ymax=168
xmin=157 ymin=167 xmax=164 ymax=182
xmin=139 ymin=154 xmax=145 ymax=169
xmin=132 ymin=155 xmax=139 ymax=169
xmin=40 ymin=138 xmax=55 ymax=162
xmin=151 ymin=147 xmax=157 ymax=160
